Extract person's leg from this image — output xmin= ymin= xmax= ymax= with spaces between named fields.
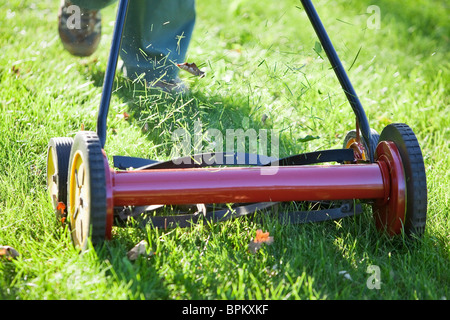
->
xmin=59 ymin=0 xmax=196 ymax=91
xmin=120 ymin=0 xmax=196 ymax=89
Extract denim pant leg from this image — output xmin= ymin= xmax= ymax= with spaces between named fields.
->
xmin=121 ymin=0 xmax=196 ymax=83
xmin=69 ymin=0 xmax=196 ymax=82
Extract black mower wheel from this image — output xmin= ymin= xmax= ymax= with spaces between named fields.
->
xmin=343 ymin=128 xmax=380 ymax=161
xmin=375 ymin=123 xmax=427 ymax=237
xmin=67 ymin=131 xmax=108 ymax=250
xmin=47 ymin=137 xmax=73 ymax=220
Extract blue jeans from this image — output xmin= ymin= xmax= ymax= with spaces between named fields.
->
xmin=71 ymin=0 xmax=196 ymax=82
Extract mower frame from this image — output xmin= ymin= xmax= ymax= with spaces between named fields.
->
xmin=46 ymin=0 xmax=427 ymax=250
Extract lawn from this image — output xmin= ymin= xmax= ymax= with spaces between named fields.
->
xmin=0 ymin=0 xmax=448 ymax=301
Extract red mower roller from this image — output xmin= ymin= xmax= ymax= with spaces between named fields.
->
xmin=46 ymin=0 xmax=427 ymax=250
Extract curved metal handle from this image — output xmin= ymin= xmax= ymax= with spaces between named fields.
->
xmin=97 ymin=0 xmax=129 ymax=148
xmin=300 ymin=0 xmax=374 ymax=162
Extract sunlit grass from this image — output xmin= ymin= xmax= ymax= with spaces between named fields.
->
xmin=0 ymin=0 xmax=448 ymax=300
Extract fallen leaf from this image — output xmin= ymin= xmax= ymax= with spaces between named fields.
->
xmin=11 ymin=65 xmax=20 ymax=77
xmin=248 ymin=229 xmax=274 ymax=253
xmin=116 ymin=112 xmax=130 ymax=120
xmin=127 ymin=240 xmax=153 ymax=261
xmin=177 ymin=62 xmax=205 ymax=78
xmin=56 ymin=202 xmax=67 ymax=223
xmin=57 ymin=202 xmax=66 ymax=213
xmin=0 ymin=246 xmax=20 ymax=260
xmin=254 ymin=229 xmax=274 ymax=244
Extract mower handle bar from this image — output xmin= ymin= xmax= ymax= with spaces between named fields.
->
xmin=96 ymin=0 xmax=374 ymax=162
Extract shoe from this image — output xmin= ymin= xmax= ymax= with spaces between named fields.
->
xmin=58 ymin=0 xmax=101 ymax=57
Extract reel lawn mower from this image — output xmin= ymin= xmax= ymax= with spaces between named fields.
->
xmin=46 ymin=0 xmax=427 ymax=250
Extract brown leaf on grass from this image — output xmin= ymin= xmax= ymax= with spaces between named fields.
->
xmin=11 ymin=65 xmax=20 ymax=77
xmin=0 ymin=246 xmax=20 ymax=260
xmin=248 ymin=229 xmax=274 ymax=253
xmin=57 ymin=202 xmax=67 ymax=223
xmin=57 ymin=202 xmax=66 ymax=213
xmin=116 ymin=111 xmax=130 ymax=121
xmin=177 ymin=62 xmax=206 ymax=78
xmin=127 ymin=240 xmax=154 ymax=261
xmin=254 ymin=229 xmax=274 ymax=244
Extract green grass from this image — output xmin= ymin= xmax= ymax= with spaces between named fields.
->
xmin=0 ymin=0 xmax=449 ymax=300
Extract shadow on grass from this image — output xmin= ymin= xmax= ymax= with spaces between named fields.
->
xmin=87 ymin=65 xmax=292 ymax=161
xmin=83 ymin=69 xmax=299 ymax=298
xmin=82 ymin=62 xmax=447 ymax=300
